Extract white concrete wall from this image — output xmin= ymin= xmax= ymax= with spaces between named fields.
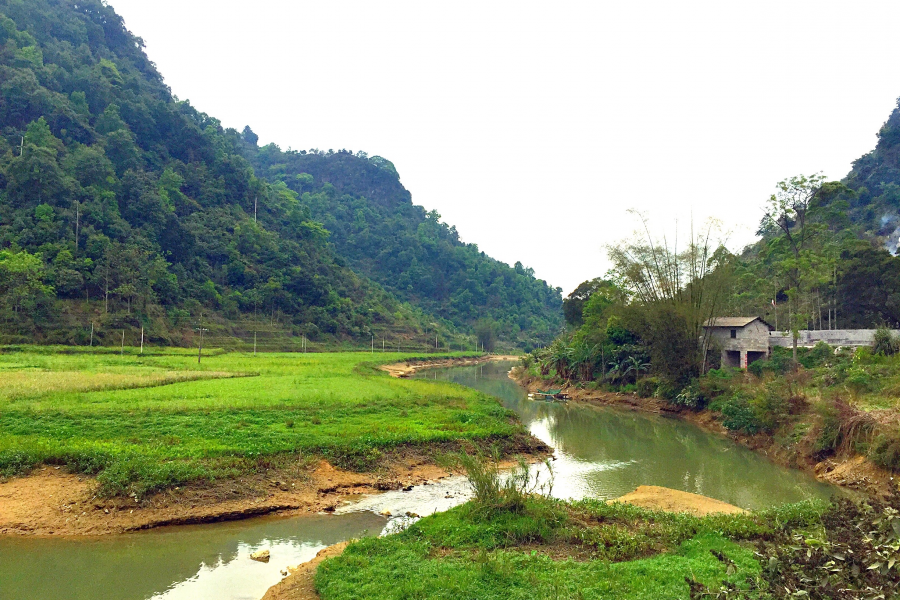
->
xmin=768 ymin=330 xmax=900 ymax=348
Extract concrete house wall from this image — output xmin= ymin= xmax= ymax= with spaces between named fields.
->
xmin=705 ymin=318 xmax=772 ymax=369
xmin=705 ymin=319 xmax=900 ymax=370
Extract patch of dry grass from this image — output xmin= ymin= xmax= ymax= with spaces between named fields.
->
xmin=0 ymin=370 xmax=239 ymax=403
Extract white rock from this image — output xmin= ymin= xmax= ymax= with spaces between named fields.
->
xmin=250 ymin=549 xmax=270 ymax=562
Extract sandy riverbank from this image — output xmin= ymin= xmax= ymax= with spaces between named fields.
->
xmin=379 ymin=354 xmax=519 ymax=378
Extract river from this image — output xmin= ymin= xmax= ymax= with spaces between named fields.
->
xmin=0 ymin=361 xmax=836 ymax=599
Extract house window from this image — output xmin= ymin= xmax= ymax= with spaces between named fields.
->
xmin=730 ymin=329 xmax=737 ymax=339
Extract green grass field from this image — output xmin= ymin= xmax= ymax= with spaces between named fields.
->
xmin=0 ymin=348 xmax=518 ymax=497
xmin=316 ymin=496 xmax=824 ymax=600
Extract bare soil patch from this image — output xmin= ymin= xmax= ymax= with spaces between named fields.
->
xmin=260 ymin=542 xmax=349 ymax=600
xmin=380 ymin=355 xmax=519 ymax=378
xmin=613 ymin=485 xmax=747 ymax=516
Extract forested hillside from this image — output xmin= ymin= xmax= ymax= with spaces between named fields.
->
xmin=0 ymin=0 xmax=560 ymax=348
xmin=842 ymin=98 xmax=900 ymax=247
xmin=249 ymin=146 xmax=563 ymax=349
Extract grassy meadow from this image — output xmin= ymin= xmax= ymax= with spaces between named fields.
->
xmin=0 ymin=348 xmax=518 ymax=497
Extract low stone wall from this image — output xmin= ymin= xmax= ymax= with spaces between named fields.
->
xmin=768 ymin=329 xmax=900 ymax=348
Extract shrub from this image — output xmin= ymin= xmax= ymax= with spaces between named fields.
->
xmin=749 ymin=349 xmax=795 ymax=377
xmin=844 ymin=367 xmax=875 ymax=395
xmin=870 ymin=432 xmax=900 ymax=472
xmin=636 ymin=376 xmax=659 ymax=398
xmin=721 ymin=393 xmax=763 ymax=434
xmin=799 ymin=341 xmax=833 ymax=369
xmin=748 ymin=385 xmax=792 ymax=433
xmin=872 ymin=326 xmax=899 ymax=356
xmin=699 ymin=370 xmax=735 ymax=402
xmin=813 ymin=401 xmax=841 ymax=454
xmin=692 ymin=494 xmax=900 ymax=598
xmin=655 ymin=380 xmax=680 ymax=401
xmin=672 ymin=380 xmax=705 ymax=409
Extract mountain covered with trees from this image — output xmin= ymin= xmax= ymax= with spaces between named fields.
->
xmin=248 ymin=145 xmax=563 ymax=348
xmin=0 ymin=0 xmax=562 ymax=348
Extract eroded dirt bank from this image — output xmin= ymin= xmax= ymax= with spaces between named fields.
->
xmin=0 ymin=456 xmax=447 ymax=536
xmin=0 ymin=435 xmax=547 ymax=537
xmin=260 ymin=541 xmax=349 ymax=600
xmin=379 ymin=354 xmax=519 ymax=378
xmin=512 ymin=370 xmax=898 ymax=498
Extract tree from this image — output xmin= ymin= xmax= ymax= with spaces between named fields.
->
xmin=761 ymin=174 xmax=826 ymax=363
xmin=0 ymin=249 xmax=53 ymax=315
xmin=563 ymin=278 xmax=604 ymax=327
xmin=607 ymin=213 xmax=732 ymax=382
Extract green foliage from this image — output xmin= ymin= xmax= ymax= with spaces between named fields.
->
xmin=870 ymin=432 xmax=900 ymax=472
xmin=453 ymin=449 xmax=554 ymax=518
xmin=693 ymin=495 xmax=900 ymax=599
xmin=873 ymin=326 xmax=899 ymax=356
xmin=748 ymin=348 xmax=795 ymax=377
xmin=721 ymin=393 xmax=763 ymax=434
xmin=672 ymin=380 xmax=706 ymax=410
xmin=636 ymin=376 xmax=659 ymax=398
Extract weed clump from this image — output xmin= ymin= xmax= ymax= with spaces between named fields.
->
xmin=454 ymin=448 xmax=553 ymax=517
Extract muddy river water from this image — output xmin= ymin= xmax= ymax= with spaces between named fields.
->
xmin=0 ymin=361 xmax=837 ymax=599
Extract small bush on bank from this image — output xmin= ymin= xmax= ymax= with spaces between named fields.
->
xmin=873 ymin=326 xmax=899 ymax=356
xmin=747 ymin=385 xmax=792 ymax=433
xmin=844 ymin=367 xmax=876 ymax=395
xmin=656 ymin=380 xmax=680 ymax=402
xmin=748 ymin=348 xmax=795 ymax=377
xmin=870 ymin=431 xmax=900 ymax=472
xmin=813 ymin=400 xmax=842 ymax=454
xmin=672 ymin=380 xmax=705 ymax=409
xmin=721 ymin=393 xmax=763 ymax=434
xmin=798 ymin=341 xmax=834 ymax=369
xmin=636 ymin=376 xmax=659 ymax=398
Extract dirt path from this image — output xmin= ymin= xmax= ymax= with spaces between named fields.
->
xmin=0 ymin=456 xmax=451 ymax=536
xmin=380 ymin=355 xmax=519 ymax=378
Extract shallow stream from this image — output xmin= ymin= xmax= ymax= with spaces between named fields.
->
xmin=0 ymin=361 xmax=837 ymax=599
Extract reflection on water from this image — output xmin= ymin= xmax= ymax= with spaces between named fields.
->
xmin=0 ymin=512 xmax=384 ymax=600
xmin=416 ymin=361 xmax=837 ymax=509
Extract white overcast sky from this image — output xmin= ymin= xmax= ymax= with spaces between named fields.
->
xmin=109 ymin=0 xmax=900 ymax=294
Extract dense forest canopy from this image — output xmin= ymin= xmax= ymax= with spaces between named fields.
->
xmin=0 ymin=0 xmax=562 ymax=348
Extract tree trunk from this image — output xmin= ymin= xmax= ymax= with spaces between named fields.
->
xmin=792 ymin=333 xmax=798 ymax=364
